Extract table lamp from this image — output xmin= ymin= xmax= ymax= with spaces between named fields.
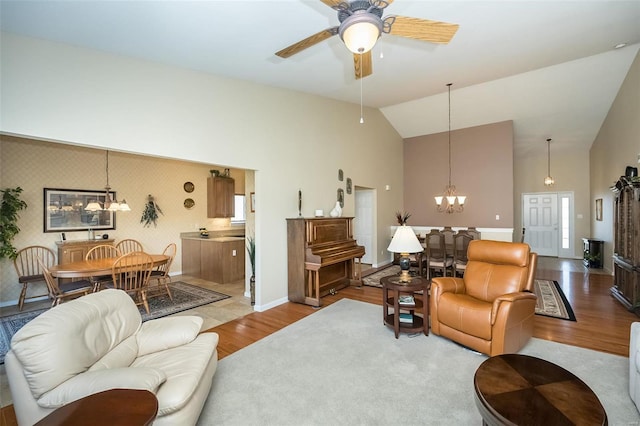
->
xmin=387 ymin=225 xmax=424 ymax=283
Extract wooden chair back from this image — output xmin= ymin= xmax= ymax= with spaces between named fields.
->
xmin=14 ymin=246 xmax=56 ymax=310
xmin=86 ymin=245 xmax=121 ymax=260
xmin=14 ymin=246 xmax=55 ymax=280
xmin=38 ymin=257 xmax=91 ymax=307
xmin=111 ymin=251 xmax=154 ymax=313
xmin=453 ymin=233 xmax=474 ymax=276
xmin=115 ymin=239 xmax=144 ymax=255
xmin=425 ymin=230 xmax=447 ymax=261
xmin=440 ymin=227 xmax=455 ymax=258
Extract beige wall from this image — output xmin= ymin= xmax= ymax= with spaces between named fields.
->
xmin=0 ymin=33 xmax=404 ymax=310
xmin=0 ymin=136 xmax=247 ymax=304
xmin=590 ymin=51 xmax=640 ymax=272
xmin=403 ymin=121 xmax=514 ymax=228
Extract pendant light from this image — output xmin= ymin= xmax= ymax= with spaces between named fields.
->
xmin=85 ymin=150 xmax=131 ymax=212
xmin=544 ymin=138 xmax=555 ymax=186
xmin=435 ymin=83 xmax=466 ymax=213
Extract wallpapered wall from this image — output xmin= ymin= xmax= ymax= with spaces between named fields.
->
xmin=0 ymin=136 xmax=251 ymax=306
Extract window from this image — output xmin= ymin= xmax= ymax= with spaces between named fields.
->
xmin=231 ymin=195 xmax=246 ymax=223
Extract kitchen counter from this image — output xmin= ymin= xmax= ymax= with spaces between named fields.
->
xmin=181 ymin=234 xmax=245 ymax=283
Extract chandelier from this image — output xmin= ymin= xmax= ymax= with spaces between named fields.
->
xmin=544 ymin=138 xmax=555 ymax=186
xmin=435 ymin=83 xmax=466 ymax=213
xmin=86 ymin=150 xmax=131 ymax=212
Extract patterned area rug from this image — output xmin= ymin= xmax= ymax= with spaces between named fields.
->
xmin=362 ymin=266 xmax=576 ymax=321
xmin=0 ymin=282 xmax=230 ymax=364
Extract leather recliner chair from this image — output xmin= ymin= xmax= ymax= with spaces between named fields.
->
xmin=430 ymin=240 xmax=538 ymax=356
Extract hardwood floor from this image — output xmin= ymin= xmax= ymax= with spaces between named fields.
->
xmin=1 ymin=257 xmax=637 ymax=425
xmin=211 ymin=257 xmax=638 ymax=362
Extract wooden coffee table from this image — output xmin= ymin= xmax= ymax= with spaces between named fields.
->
xmin=35 ymin=388 xmax=158 ymax=426
xmin=474 ymin=354 xmax=607 ymax=425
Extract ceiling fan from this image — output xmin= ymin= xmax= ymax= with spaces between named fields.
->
xmin=275 ymin=0 xmax=459 ymax=79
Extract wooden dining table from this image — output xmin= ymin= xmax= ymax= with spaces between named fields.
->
xmin=49 ymin=254 xmax=169 ymax=279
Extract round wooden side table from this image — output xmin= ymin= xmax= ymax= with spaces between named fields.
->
xmin=35 ymin=388 xmax=158 ymax=426
xmin=474 ymin=354 xmax=607 ymax=425
xmin=381 ymin=275 xmax=429 ymax=338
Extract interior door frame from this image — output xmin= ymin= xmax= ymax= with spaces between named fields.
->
xmin=354 ymin=186 xmax=376 ymax=266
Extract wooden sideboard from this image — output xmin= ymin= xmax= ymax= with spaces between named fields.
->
xmin=55 ymin=239 xmax=115 ymax=264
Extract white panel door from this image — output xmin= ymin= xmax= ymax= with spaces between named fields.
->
xmin=523 ymin=193 xmax=558 ymax=257
xmin=354 ymin=189 xmax=374 ymax=264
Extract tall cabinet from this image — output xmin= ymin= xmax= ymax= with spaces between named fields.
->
xmin=611 ymin=175 xmax=640 ymax=315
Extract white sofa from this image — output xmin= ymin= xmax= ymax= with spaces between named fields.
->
xmin=631 ymin=322 xmax=640 ymax=412
xmin=5 ymin=289 xmax=219 ymax=425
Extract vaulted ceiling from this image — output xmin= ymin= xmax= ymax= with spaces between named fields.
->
xmin=2 ymin=1 xmax=639 ymax=157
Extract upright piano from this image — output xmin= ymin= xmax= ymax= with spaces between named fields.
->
xmin=287 ymin=217 xmax=365 ymax=306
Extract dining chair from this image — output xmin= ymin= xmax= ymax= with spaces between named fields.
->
xmin=148 ymin=243 xmax=176 ymax=301
xmin=464 ymin=227 xmax=481 ymax=240
xmin=115 ymin=239 xmax=144 ymax=255
xmin=38 ymin=258 xmax=92 ymax=307
xmin=85 ymin=245 xmax=121 ymax=291
xmin=452 ymin=232 xmax=474 ymax=277
xmin=440 ymin=227 xmax=456 ymax=261
xmin=111 ymin=251 xmax=154 ymax=313
xmin=423 ymin=230 xmax=453 ymax=279
xmin=13 ymin=246 xmax=56 ymax=311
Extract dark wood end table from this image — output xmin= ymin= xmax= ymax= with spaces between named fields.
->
xmin=474 ymin=354 xmax=608 ymax=426
xmin=381 ymin=275 xmax=429 ymax=338
xmin=35 ymin=388 xmax=158 ymax=426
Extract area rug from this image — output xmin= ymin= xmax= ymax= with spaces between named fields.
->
xmin=0 ymin=282 xmax=229 ymax=364
xmin=362 ymin=266 xmax=576 ymax=321
xmin=533 ymin=279 xmax=576 ymax=321
xmin=200 ymin=299 xmax=637 ymax=425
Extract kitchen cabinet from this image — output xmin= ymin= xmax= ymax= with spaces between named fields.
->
xmin=207 ymin=176 xmax=235 ymax=218
xmin=181 ymin=237 xmax=245 ymax=284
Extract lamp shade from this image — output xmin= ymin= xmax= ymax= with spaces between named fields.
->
xmin=387 ymin=225 xmax=423 ymax=253
xmin=339 ymin=13 xmax=382 ymax=54
xmin=85 ymin=201 xmax=102 ymax=211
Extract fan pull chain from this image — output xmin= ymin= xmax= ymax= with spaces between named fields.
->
xmin=359 ymin=62 xmax=364 ymax=124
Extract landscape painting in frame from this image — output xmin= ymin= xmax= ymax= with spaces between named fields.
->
xmin=44 ymin=188 xmax=116 ymax=232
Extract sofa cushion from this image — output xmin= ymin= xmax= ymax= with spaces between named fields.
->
xmin=137 ymin=316 xmax=203 ymax=356
xmin=132 ymin=332 xmax=219 ymax=416
xmin=88 ymin=335 xmax=139 ymax=372
xmin=10 ymin=290 xmax=141 ymax=398
xmin=37 ymin=367 xmax=166 ymax=408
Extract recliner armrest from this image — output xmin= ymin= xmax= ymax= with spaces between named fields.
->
xmin=491 ymin=292 xmax=537 ymax=324
xmin=431 ymin=277 xmax=465 ymax=294
xmin=137 ymin=316 xmax=204 ymax=356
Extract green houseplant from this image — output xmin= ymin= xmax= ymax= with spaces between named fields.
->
xmin=0 ymin=187 xmax=28 ymax=259
xmin=246 ymin=235 xmax=256 ymax=305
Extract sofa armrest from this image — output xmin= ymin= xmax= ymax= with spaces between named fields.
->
xmin=38 ymin=367 xmax=166 ymax=408
xmin=491 ymin=292 xmax=537 ymax=325
xmin=137 ymin=316 xmax=204 ymax=357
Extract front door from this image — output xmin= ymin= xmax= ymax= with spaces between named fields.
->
xmin=523 ymin=193 xmax=558 ymax=257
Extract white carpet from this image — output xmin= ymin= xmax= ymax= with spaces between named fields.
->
xmin=199 ymin=299 xmax=639 ymax=425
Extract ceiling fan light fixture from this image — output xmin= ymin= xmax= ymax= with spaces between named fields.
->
xmin=339 ymin=13 xmax=382 ymax=54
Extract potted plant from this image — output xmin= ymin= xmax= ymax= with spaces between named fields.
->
xmin=0 ymin=187 xmax=28 ymax=259
xmin=246 ymin=235 xmax=256 ymax=305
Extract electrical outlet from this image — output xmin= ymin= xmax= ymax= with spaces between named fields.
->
xmin=232 ymin=250 xmax=236 ymax=256
xmin=495 ymin=214 xmax=500 ymax=220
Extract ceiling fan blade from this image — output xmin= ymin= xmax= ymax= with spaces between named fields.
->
xmin=354 ymin=51 xmax=372 ymax=80
xmin=320 ymin=0 xmax=344 ymax=8
xmin=275 ymin=27 xmax=339 ymax=58
xmin=388 ymin=16 xmax=459 ymax=44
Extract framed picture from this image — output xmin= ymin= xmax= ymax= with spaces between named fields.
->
xmin=44 ymin=188 xmax=116 ymax=233
xmin=250 ymin=192 xmax=256 ymax=212
xmin=346 ymin=177 xmax=352 ymax=194
xmin=595 ymin=198 xmax=603 ymax=221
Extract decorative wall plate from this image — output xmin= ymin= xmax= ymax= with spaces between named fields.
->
xmin=183 ymin=182 xmax=195 ymax=193
xmin=183 ymin=198 xmax=195 ymax=209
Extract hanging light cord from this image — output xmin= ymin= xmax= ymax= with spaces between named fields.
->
xmin=447 ymin=83 xmax=452 ymax=187
xmin=105 ymin=150 xmax=110 ymax=188
xmin=547 ymin=138 xmax=551 ymax=176
xmin=359 ymin=55 xmax=364 ymax=124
